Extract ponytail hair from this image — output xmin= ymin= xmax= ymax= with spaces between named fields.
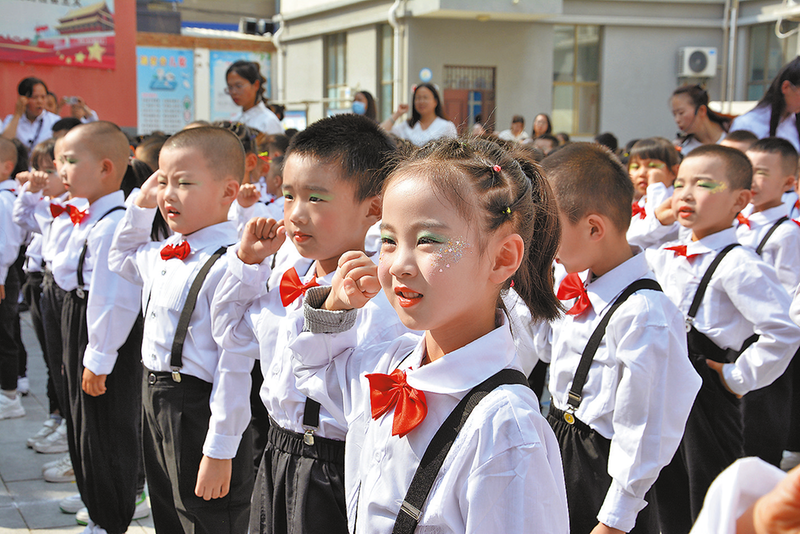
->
xmin=755 ymin=56 xmax=800 ymax=138
xmin=386 ymin=137 xmax=563 ymax=321
xmin=225 ymin=60 xmax=267 ymax=108
xmin=672 ymin=84 xmax=731 ymax=131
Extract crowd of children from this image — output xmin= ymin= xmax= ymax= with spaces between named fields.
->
xmin=3 ymin=102 xmax=800 ymax=534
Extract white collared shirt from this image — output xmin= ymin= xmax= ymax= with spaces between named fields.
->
xmin=730 ymin=105 xmax=800 ymax=151
xmin=646 ymin=227 xmax=800 ymax=396
xmin=0 ymin=179 xmax=22 ymax=281
xmin=391 ymin=117 xmax=458 ymax=146
xmin=2 ymin=110 xmax=60 ymax=153
xmin=50 ymin=190 xmax=142 ymax=377
xmin=211 ymin=239 xmax=408 ymax=440
xmin=736 ymin=204 xmax=800 ymax=295
xmin=288 ymin=310 xmax=569 ymax=534
xmin=230 ymin=101 xmax=283 ymax=135
xmin=627 ymin=182 xmax=680 ymax=250
xmin=543 ymin=251 xmax=699 ymax=532
xmin=109 ymin=205 xmax=252 ymax=459
xmin=12 ymin=185 xmax=73 ymax=270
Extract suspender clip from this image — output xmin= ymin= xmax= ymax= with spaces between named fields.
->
xmin=75 ymin=287 xmax=85 ymax=299
xmin=302 ymin=426 xmax=315 ymax=446
xmin=400 ymin=500 xmax=422 ymax=521
xmin=563 ymin=406 xmax=576 ymax=425
xmin=685 ymin=316 xmax=694 ymax=333
xmin=170 ymin=367 xmax=182 ymax=383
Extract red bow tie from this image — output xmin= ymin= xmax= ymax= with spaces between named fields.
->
xmin=366 ymin=368 xmax=427 ymax=437
xmin=736 ymin=213 xmax=751 ymax=229
xmin=794 ymin=219 xmax=800 ymax=229
xmin=279 ymin=267 xmax=319 ymax=306
xmin=795 ymin=200 xmax=799 ymax=210
xmin=665 ymin=245 xmax=700 ymax=259
xmin=632 ymin=203 xmax=647 ymax=220
xmin=50 ymin=203 xmax=68 ymax=218
xmin=160 ymin=241 xmax=191 ymax=261
xmin=68 ymin=205 xmax=88 ymax=225
xmin=557 ymin=272 xmax=591 ymax=316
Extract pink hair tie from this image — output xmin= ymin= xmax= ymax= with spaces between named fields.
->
xmin=492 ymin=165 xmax=501 ymax=173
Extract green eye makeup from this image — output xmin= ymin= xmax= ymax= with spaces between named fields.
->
xmin=698 ymin=180 xmax=727 ymax=193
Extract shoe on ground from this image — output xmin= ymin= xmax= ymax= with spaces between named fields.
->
xmin=42 ymin=453 xmax=70 ymax=472
xmin=43 ymin=457 xmax=75 ymax=483
xmin=34 ymin=419 xmax=68 ymax=453
xmin=17 ymin=377 xmax=29 ymax=396
xmin=27 ymin=417 xmax=61 ymax=448
xmin=0 ymin=393 xmax=25 ymax=420
xmin=133 ymin=491 xmax=150 ymax=520
xmin=76 ymin=507 xmax=89 ymax=526
xmin=80 ymin=519 xmax=108 ymax=534
xmin=60 ymin=493 xmax=84 ymax=514
xmin=781 ymin=450 xmax=800 ymax=471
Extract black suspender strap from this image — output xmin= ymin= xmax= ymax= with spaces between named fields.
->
xmin=28 ymin=116 xmax=45 ymax=151
xmin=392 ymin=368 xmax=528 ymax=534
xmin=302 ymin=398 xmax=322 ymax=445
xmin=75 ymin=206 xmax=126 ymax=298
xmin=755 ymin=216 xmax=789 ymax=255
xmin=564 ymin=278 xmax=663 ymax=420
xmin=169 ymin=246 xmax=228 ymax=382
xmin=686 ymin=244 xmax=740 ymax=330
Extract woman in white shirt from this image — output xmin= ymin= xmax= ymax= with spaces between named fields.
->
xmin=381 ymin=83 xmax=457 ymax=146
xmin=671 ymin=84 xmax=730 ymax=155
xmin=226 ymin=60 xmax=283 ymax=135
xmin=2 ymin=77 xmax=60 ymax=155
xmin=730 ymin=57 xmax=800 ymax=151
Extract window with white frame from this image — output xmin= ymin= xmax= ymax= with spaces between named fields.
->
xmin=747 ymin=22 xmax=799 ymax=101
xmin=378 ymin=24 xmax=394 ymax=122
xmin=552 ymin=25 xmax=600 ymax=136
xmin=325 ymin=32 xmax=347 ymax=113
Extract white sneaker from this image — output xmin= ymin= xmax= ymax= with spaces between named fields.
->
xmin=34 ymin=420 xmax=68 ymax=453
xmin=59 ymin=493 xmax=84 ymax=514
xmin=80 ymin=519 xmax=108 ymax=534
xmin=0 ymin=393 xmax=25 ymax=419
xmin=76 ymin=506 xmax=89 ymax=525
xmin=43 ymin=456 xmax=75 ymax=482
xmin=781 ymin=450 xmax=800 ymax=471
xmin=27 ymin=417 xmax=61 ymax=448
xmin=133 ymin=491 xmax=150 ymax=520
xmin=17 ymin=377 xmax=29 ymax=396
xmin=42 ymin=453 xmax=70 ymax=472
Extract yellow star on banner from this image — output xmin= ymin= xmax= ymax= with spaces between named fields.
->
xmin=87 ymin=42 xmax=105 ymax=62
xmin=75 ymin=52 xmax=85 ymax=63
xmin=66 ymin=57 xmax=72 ymax=64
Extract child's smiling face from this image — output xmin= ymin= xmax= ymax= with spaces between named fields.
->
xmin=672 ymin=155 xmax=749 ymax=240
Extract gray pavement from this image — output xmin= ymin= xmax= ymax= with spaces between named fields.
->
xmin=0 ymin=311 xmax=154 ymax=533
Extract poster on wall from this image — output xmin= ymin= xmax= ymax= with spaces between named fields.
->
xmin=209 ymin=50 xmax=271 ymax=122
xmin=136 ymin=47 xmax=194 ymax=135
xmin=0 ymin=0 xmax=116 ymax=69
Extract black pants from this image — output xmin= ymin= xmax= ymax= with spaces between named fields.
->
xmin=22 ymin=270 xmax=58 ymax=412
xmin=250 ymin=364 xmax=271 ymax=472
xmin=653 ymin=329 xmax=743 ymax=534
xmin=142 ymin=371 xmax=253 ymax=534
xmin=742 ymin=358 xmax=793 ymax=466
xmin=41 ymin=271 xmax=67 ymax=413
xmin=548 ymin=408 xmax=657 ymax=534
xmin=0 ymin=268 xmax=21 ymax=391
xmin=61 ymin=291 xmax=143 ymax=534
xmin=788 ymin=359 xmax=800 ymax=452
xmin=250 ymin=422 xmax=348 ymax=534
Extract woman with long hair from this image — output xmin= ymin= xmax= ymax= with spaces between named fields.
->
xmin=226 ymin=60 xmax=283 ymax=135
xmin=671 ymin=84 xmax=730 ymax=154
xmin=380 ymin=83 xmax=457 ymax=146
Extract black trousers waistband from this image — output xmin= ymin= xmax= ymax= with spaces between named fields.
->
xmin=267 ymin=419 xmax=345 ymax=464
xmin=144 ymin=370 xmax=212 ymax=390
xmin=548 ymin=406 xmax=595 ymax=434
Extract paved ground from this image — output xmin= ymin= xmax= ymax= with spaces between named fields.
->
xmin=0 ymin=312 xmax=154 ymax=534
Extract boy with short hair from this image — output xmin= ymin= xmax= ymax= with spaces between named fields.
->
xmin=211 ymin=114 xmax=408 ymax=533
xmin=0 ymin=137 xmax=24 ymax=419
xmin=109 ymin=126 xmax=255 ymax=533
xmin=539 ymin=143 xmax=700 ymax=534
xmin=647 ymin=144 xmax=800 ymax=534
xmin=50 ymin=121 xmax=144 ymax=534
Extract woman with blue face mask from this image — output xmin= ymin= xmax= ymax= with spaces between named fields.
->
xmin=351 ymin=91 xmax=377 ymax=122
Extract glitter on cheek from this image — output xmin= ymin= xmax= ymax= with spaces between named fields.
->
xmin=431 ymin=237 xmax=470 ymax=273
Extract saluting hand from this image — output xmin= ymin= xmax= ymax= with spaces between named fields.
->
xmin=324 ymin=250 xmax=381 ymax=311
xmin=238 ymin=217 xmax=285 ymax=265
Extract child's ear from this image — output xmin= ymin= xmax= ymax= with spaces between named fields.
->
xmin=99 ymin=158 xmax=115 ymax=181
xmin=2 ymin=160 xmax=14 ymax=179
xmin=222 ymin=177 xmax=240 ymax=203
xmin=489 ymin=233 xmax=524 ymax=284
xmin=245 ymin=153 xmax=258 ymax=175
xmin=364 ymin=194 xmax=381 ymax=223
xmin=585 ymin=213 xmax=606 ymax=241
xmin=670 ymin=164 xmax=680 ymax=180
xmin=784 ymin=174 xmax=796 ymax=193
xmin=733 ymin=188 xmax=752 ymax=213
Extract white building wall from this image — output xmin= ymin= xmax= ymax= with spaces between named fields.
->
xmin=405 ymin=18 xmax=554 ymax=133
xmin=284 ymin=36 xmax=326 ymax=119
xmin=599 ymin=25 xmax=723 ymax=145
xmin=347 ymin=26 xmax=380 ymax=97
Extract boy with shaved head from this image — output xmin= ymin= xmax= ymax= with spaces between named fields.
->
xmin=51 ymin=121 xmax=144 ymax=534
xmin=110 ymin=126 xmax=254 ymax=533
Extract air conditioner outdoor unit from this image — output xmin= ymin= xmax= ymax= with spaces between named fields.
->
xmin=678 ymin=47 xmax=718 ymax=77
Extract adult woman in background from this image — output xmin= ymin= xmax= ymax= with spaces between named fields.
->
xmin=351 ymin=90 xmax=377 ymax=122
xmin=226 ymin=60 xmax=283 ymax=135
xmin=671 ymin=84 xmax=729 ymax=154
xmin=2 ymin=78 xmax=60 ymax=154
xmin=729 ymin=57 xmax=800 ymax=151
xmin=380 ymin=83 xmax=456 ymax=146
xmin=532 ymin=113 xmax=552 ymax=139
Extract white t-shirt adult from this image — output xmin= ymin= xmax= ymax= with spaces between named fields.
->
xmin=2 ymin=110 xmax=60 ymax=153
xmin=730 ymin=104 xmax=800 ymax=151
xmin=391 ymin=116 xmax=457 ymax=146
xmin=230 ymin=101 xmax=283 ymax=135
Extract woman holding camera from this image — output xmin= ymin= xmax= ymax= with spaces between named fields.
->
xmin=2 ymin=78 xmax=60 ymax=152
